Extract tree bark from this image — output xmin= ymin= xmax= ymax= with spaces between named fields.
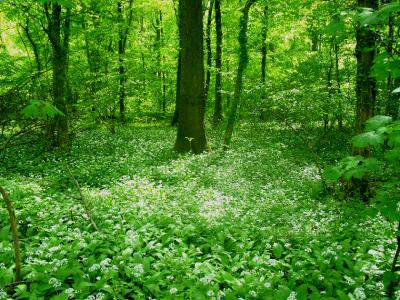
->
xmin=45 ymin=3 xmax=70 ymax=148
xmin=204 ymin=0 xmax=214 ymax=102
xmin=261 ymin=5 xmax=268 ymax=84
xmin=117 ymin=0 xmax=133 ymax=123
xmin=213 ymin=0 xmax=223 ymax=126
xmin=171 ymin=1 xmax=181 ymax=126
xmin=174 ymin=0 xmax=207 ymax=154
xmin=353 ymin=0 xmax=378 ymax=155
xmin=385 ymin=14 xmax=399 ymax=120
xmin=223 ymin=0 xmax=256 ymax=150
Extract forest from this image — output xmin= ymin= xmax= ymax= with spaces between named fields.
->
xmin=0 ymin=0 xmax=399 ymax=299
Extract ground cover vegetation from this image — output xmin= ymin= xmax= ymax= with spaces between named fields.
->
xmin=0 ymin=0 xmax=399 ymax=299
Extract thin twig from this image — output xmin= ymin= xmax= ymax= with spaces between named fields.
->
xmin=65 ymin=164 xmax=98 ymax=231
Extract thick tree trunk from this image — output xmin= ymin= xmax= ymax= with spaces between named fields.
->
xmin=223 ymin=0 xmax=256 ymax=149
xmin=174 ymin=0 xmax=207 ymax=153
xmin=45 ymin=3 xmax=70 ymax=148
xmin=204 ymin=0 xmax=214 ymax=102
xmin=213 ymin=0 xmax=223 ymax=126
xmin=353 ymin=0 xmax=377 ymax=154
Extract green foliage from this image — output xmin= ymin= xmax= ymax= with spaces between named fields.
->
xmin=0 ymin=124 xmax=396 ymax=298
xmin=324 ymin=115 xmax=400 ymax=293
xmin=21 ymin=100 xmax=65 ymax=119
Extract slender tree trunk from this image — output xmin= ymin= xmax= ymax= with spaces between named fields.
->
xmin=261 ymin=5 xmax=268 ymax=84
xmin=204 ymin=0 xmax=214 ymax=102
xmin=0 ymin=186 xmax=21 ymax=283
xmin=117 ymin=0 xmax=133 ymax=123
xmin=334 ymin=42 xmax=343 ymax=129
xmin=172 ymin=1 xmax=181 ymax=126
xmin=21 ymin=19 xmax=41 ymax=72
xmin=385 ymin=15 xmax=398 ymax=119
xmin=353 ymin=0 xmax=377 ymax=154
xmin=223 ymin=0 xmax=256 ymax=150
xmin=118 ymin=1 xmax=126 ymax=123
xmin=325 ymin=40 xmax=334 ymax=131
xmin=174 ymin=0 xmax=207 ymax=153
xmin=172 ymin=50 xmax=181 ymax=126
xmin=213 ymin=0 xmax=223 ymax=126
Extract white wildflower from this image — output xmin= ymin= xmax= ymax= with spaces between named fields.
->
xmin=170 ymin=287 xmax=178 ymax=294
xmin=65 ymin=288 xmax=75 ymax=299
xmin=353 ymin=287 xmax=366 ymax=300
xmin=48 ymin=277 xmax=61 ymax=288
xmin=287 ymin=291 xmax=297 ymax=300
xmin=249 ymin=290 xmax=257 ymax=297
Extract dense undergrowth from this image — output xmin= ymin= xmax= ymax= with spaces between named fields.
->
xmin=0 ymin=121 xmax=398 ymax=299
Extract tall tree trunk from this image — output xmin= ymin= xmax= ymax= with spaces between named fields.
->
xmin=117 ymin=0 xmax=133 ymax=123
xmin=204 ymin=0 xmax=214 ymax=102
xmin=385 ymin=14 xmax=399 ymax=119
xmin=45 ymin=3 xmax=70 ymax=148
xmin=334 ymin=42 xmax=343 ymax=129
xmin=223 ymin=0 xmax=256 ymax=150
xmin=354 ymin=0 xmax=377 ymax=152
xmin=213 ymin=0 xmax=223 ymax=126
xmin=261 ymin=5 xmax=268 ymax=84
xmin=172 ymin=1 xmax=181 ymax=126
xmin=174 ymin=0 xmax=207 ymax=153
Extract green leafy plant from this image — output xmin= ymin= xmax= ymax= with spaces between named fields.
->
xmin=324 ymin=115 xmax=400 ymax=296
xmin=21 ymin=100 xmax=65 ymax=120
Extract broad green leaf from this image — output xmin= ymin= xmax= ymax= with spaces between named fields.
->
xmin=393 ymin=87 xmax=400 ymax=94
xmin=21 ymin=100 xmax=65 ymax=119
xmin=382 ymin=271 xmax=398 ymax=288
xmin=385 ymin=149 xmax=400 ymax=162
xmin=352 ymin=132 xmax=384 ymax=148
xmin=56 ymin=0 xmax=75 ymax=8
xmin=365 ymin=115 xmax=392 ymax=131
xmin=343 ymin=167 xmax=366 ymax=180
xmin=340 ymin=156 xmax=363 ymax=170
xmin=323 ymin=166 xmax=342 ymax=182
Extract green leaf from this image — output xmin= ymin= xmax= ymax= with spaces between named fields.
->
xmin=382 ymin=271 xmax=397 ymax=288
xmin=343 ymin=167 xmax=366 ymax=180
xmin=55 ymin=0 xmax=75 ymax=8
xmin=273 ymin=243 xmax=284 ymax=259
xmin=21 ymin=100 xmax=65 ymax=119
xmin=352 ymin=132 xmax=384 ymax=148
xmin=365 ymin=115 xmax=392 ymax=131
xmin=323 ymin=166 xmax=342 ymax=182
xmin=393 ymin=87 xmax=400 ymax=94
xmin=385 ymin=149 xmax=400 ymax=162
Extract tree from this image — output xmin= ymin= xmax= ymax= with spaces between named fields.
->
xmin=117 ymin=0 xmax=133 ymax=123
xmin=44 ymin=2 xmax=71 ymax=148
xmin=174 ymin=0 xmax=207 ymax=153
xmin=213 ymin=0 xmax=223 ymax=126
xmin=204 ymin=0 xmax=214 ymax=102
xmin=223 ymin=0 xmax=257 ymax=149
xmin=354 ymin=0 xmax=378 ymax=140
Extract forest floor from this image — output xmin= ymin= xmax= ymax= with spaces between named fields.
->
xmin=0 ymin=120 xmax=397 ymax=299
